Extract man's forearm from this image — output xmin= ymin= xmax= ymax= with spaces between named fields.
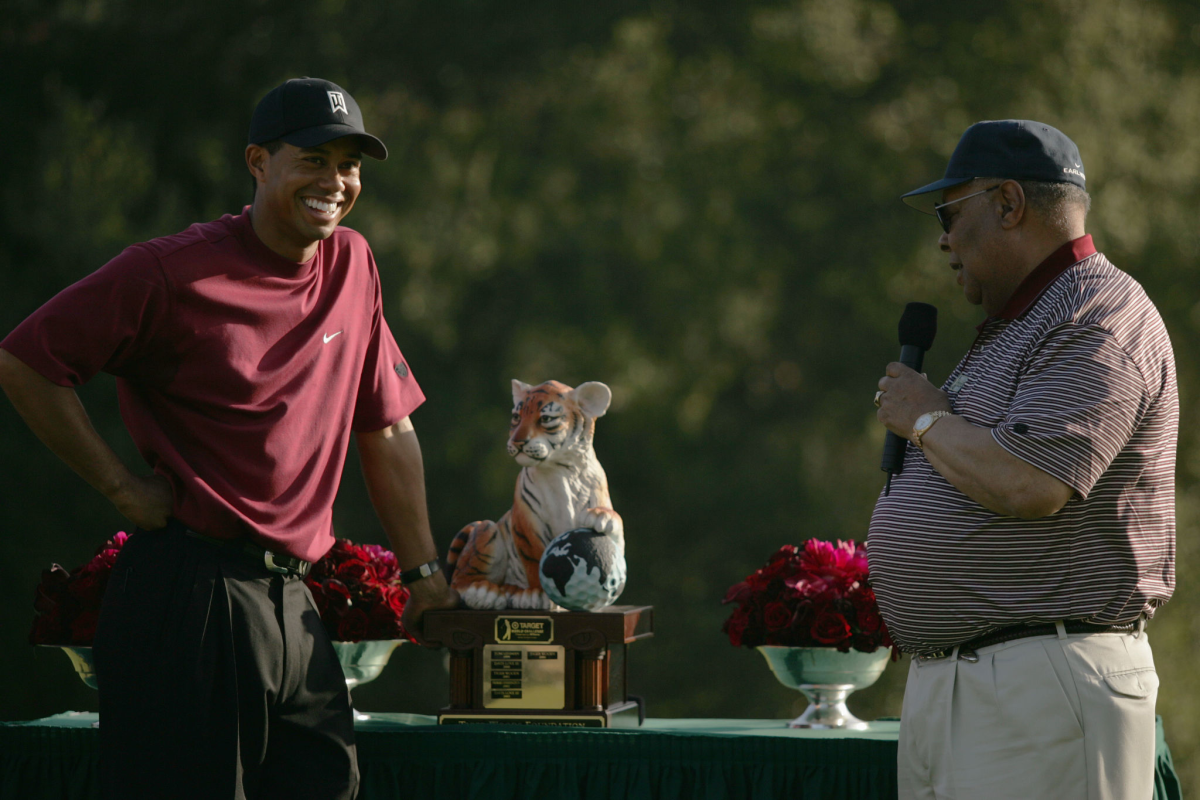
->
xmin=877 ymin=362 xmax=1073 ymax=519
xmin=918 ymin=415 xmax=1073 ymax=519
xmin=356 ymin=419 xmax=458 ymax=640
xmin=0 ymin=348 xmax=136 ymax=501
xmin=355 ymin=419 xmax=440 ymax=570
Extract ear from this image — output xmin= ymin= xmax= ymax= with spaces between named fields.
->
xmin=569 ymin=382 xmax=612 ymax=419
xmin=246 ymin=144 xmax=271 ymax=187
xmin=997 ymin=180 xmax=1026 ymax=229
xmin=512 ymin=379 xmax=533 ymax=407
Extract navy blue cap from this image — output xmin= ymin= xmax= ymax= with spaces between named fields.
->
xmin=902 ymin=120 xmax=1084 ymax=211
xmin=248 ymin=77 xmax=387 ymax=160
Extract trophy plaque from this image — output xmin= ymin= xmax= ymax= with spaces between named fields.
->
xmin=423 ymin=605 xmax=653 ymax=727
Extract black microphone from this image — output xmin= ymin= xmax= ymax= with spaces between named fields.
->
xmin=880 ymin=302 xmax=938 ymax=494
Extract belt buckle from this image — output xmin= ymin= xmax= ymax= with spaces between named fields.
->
xmin=917 ymin=647 xmax=979 ymax=664
xmin=263 ymin=550 xmax=298 ymax=576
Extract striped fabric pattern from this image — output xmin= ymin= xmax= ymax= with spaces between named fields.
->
xmin=868 ymin=251 xmax=1178 ymax=653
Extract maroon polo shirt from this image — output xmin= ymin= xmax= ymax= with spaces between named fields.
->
xmin=868 ymin=236 xmax=1178 ymax=653
xmin=2 ymin=210 xmax=425 ymax=562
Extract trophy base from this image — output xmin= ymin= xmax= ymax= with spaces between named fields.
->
xmin=438 ymin=699 xmax=643 ymax=728
xmin=425 ymin=606 xmax=653 ymax=729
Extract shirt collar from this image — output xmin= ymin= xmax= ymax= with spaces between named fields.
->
xmin=235 ymin=205 xmax=319 ymax=272
xmin=980 ymin=234 xmax=1096 ymax=328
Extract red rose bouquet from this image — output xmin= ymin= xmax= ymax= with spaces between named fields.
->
xmin=722 ymin=539 xmax=895 ymax=655
xmin=29 ymin=531 xmax=128 ymax=646
xmin=304 ymin=538 xmax=411 ymax=642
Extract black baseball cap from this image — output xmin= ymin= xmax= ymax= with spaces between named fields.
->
xmin=902 ymin=120 xmax=1085 ymax=212
xmin=248 ymin=77 xmax=387 ymax=160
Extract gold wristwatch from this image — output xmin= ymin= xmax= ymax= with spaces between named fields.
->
xmin=911 ymin=411 xmax=953 ymax=449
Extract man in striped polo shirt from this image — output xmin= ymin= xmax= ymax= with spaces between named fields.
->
xmin=869 ymin=120 xmax=1177 ymax=800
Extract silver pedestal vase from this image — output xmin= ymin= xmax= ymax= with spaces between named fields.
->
xmin=330 ymin=639 xmax=404 ymax=722
xmin=55 ymin=645 xmax=100 ymax=690
xmin=757 ymin=645 xmax=890 ymax=729
xmin=39 ymin=645 xmax=100 ymax=727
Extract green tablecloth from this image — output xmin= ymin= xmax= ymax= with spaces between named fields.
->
xmin=0 ymin=712 xmax=1182 ymax=800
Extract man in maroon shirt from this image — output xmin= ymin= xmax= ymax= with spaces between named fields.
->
xmin=0 ymin=78 xmax=458 ymax=799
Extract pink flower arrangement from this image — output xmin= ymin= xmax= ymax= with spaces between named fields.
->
xmin=304 ymin=538 xmax=411 ymax=642
xmin=29 ymin=531 xmax=128 ymax=646
xmin=722 ymin=539 xmax=895 ymax=654
xmin=30 ymin=532 xmax=410 ymax=646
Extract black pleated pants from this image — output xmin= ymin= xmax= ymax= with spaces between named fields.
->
xmin=93 ymin=525 xmax=358 ymax=800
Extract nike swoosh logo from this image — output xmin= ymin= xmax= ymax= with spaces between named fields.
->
xmin=323 ymin=331 xmax=343 ymax=344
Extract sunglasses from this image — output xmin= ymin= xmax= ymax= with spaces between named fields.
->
xmin=932 ymin=184 xmax=1002 ymax=233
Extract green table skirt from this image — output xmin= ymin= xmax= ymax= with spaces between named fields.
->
xmin=0 ymin=713 xmax=1182 ymax=800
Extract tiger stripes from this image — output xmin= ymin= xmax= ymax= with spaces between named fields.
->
xmin=445 ymin=380 xmax=623 ymax=610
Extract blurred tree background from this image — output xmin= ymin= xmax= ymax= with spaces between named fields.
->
xmin=4 ymin=0 xmax=1200 ymax=790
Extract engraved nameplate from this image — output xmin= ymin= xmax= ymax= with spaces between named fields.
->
xmin=482 ymin=643 xmax=566 ymax=709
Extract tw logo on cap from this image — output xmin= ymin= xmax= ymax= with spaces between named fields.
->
xmin=328 ymin=91 xmax=348 ymax=115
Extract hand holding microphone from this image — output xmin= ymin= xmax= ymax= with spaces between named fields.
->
xmin=876 ymin=363 xmax=951 ymax=432
xmin=877 ymin=303 xmax=951 ymax=493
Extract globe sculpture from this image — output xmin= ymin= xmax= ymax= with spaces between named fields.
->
xmin=538 ymin=527 xmax=626 ymax=611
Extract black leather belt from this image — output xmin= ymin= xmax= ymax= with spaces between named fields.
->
xmin=918 ymin=619 xmax=1139 ymax=663
xmin=183 ymin=528 xmax=312 ymax=577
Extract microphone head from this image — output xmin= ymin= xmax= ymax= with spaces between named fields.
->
xmin=898 ymin=302 xmax=938 ymax=350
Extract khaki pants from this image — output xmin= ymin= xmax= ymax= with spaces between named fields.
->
xmin=899 ymin=623 xmax=1158 ymax=800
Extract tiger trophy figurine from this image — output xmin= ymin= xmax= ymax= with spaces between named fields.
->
xmin=445 ymin=379 xmax=625 ymax=610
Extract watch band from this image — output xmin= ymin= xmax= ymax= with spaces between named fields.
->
xmin=400 ymin=557 xmax=442 ymax=585
xmin=912 ymin=411 xmax=953 ymax=449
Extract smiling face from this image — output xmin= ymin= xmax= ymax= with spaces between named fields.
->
xmin=246 ymin=137 xmax=363 ymax=262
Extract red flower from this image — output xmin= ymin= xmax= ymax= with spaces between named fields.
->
xmin=362 ymin=545 xmax=399 ymax=581
xmin=849 ymin=586 xmax=883 ymax=635
xmin=336 ymin=608 xmax=370 ymax=642
xmin=721 ymin=539 xmax=890 ymax=653
xmin=763 ymin=601 xmax=793 ymax=632
xmin=761 ymin=553 xmax=795 ymax=581
xmin=811 ymin=609 xmax=852 ymax=645
xmin=722 ymin=607 xmax=750 ymax=647
xmin=383 ymin=585 xmax=410 ymax=615
xmin=68 ymin=571 xmax=106 ymax=606
xmin=306 ymin=538 xmax=410 ymax=642
xmin=69 ymin=610 xmax=101 ymax=645
xmin=29 ymin=533 xmax=128 ymax=646
xmin=30 ymin=610 xmax=66 ymax=646
xmin=856 ymin=607 xmax=883 ymax=635
xmin=323 ymin=580 xmax=353 ymax=616
xmin=722 ymin=580 xmax=751 ymax=605
xmin=306 ymin=580 xmax=330 ymax=617
xmin=800 ymin=539 xmax=838 ymax=572
xmin=367 ymin=602 xmax=403 ymax=640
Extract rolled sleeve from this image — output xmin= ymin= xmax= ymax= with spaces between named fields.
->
xmin=992 ymin=324 xmax=1144 ymax=499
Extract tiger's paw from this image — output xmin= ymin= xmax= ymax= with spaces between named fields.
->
xmin=578 ymin=508 xmax=623 ymax=538
xmin=459 ymin=583 xmax=511 ymax=610
xmin=508 ymin=589 xmax=554 ymax=610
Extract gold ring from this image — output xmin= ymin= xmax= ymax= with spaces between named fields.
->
xmin=874 ymin=390 xmax=884 ymax=408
